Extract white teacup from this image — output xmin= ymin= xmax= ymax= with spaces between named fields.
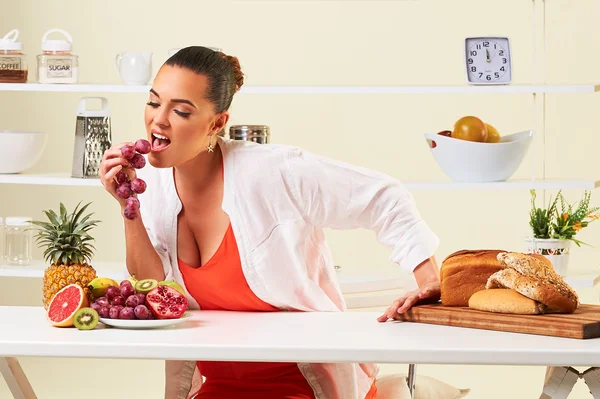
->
xmin=115 ymin=52 xmax=152 ymax=85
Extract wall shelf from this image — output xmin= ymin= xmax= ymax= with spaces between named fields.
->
xmin=402 ymin=179 xmax=600 ymax=191
xmin=0 ymin=173 xmax=102 ymax=187
xmin=0 ymin=261 xmax=125 ymax=281
xmin=0 ymin=83 xmax=599 ymax=95
xmin=1 ymin=173 xmax=598 ymax=191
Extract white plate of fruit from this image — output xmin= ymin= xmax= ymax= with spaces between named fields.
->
xmin=99 ymin=312 xmax=192 ymax=329
xmin=90 ymin=277 xmax=191 ymax=330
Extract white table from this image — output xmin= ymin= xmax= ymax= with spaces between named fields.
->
xmin=2 ymin=306 xmax=600 ymax=398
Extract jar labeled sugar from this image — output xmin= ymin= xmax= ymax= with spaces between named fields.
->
xmin=0 ymin=29 xmax=28 ymax=83
xmin=37 ymin=29 xmax=79 ymax=84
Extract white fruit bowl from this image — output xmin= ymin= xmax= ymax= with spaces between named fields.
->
xmin=0 ymin=130 xmax=48 ymax=174
xmin=424 ymin=130 xmax=533 ymax=183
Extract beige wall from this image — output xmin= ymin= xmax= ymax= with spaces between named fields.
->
xmin=1 ymin=0 xmax=600 ymax=397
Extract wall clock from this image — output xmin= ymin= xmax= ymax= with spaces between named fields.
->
xmin=464 ymin=37 xmax=512 ymax=85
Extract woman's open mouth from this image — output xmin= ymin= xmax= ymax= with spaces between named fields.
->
xmin=151 ymin=131 xmax=171 ymax=153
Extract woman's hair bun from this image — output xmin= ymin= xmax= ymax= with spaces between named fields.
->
xmin=221 ymin=53 xmax=244 ymax=92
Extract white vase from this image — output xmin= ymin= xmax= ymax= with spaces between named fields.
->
xmin=524 ymin=237 xmax=571 ymax=276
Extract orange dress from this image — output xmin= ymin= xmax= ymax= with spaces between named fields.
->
xmin=178 ymin=223 xmax=316 ymax=398
xmin=178 ymin=223 xmax=377 ymax=399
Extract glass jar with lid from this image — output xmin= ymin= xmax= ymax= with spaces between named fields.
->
xmin=0 ymin=29 xmax=28 ymax=83
xmin=4 ymin=217 xmax=33 ymax=266
xmin=229 ymin=125 xmax=270 ymax=144
xmin=37 ymin=29 xmax=79 ymax=84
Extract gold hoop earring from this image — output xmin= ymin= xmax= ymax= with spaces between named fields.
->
xmin=207 ymin=135 xmax=214 ymax=153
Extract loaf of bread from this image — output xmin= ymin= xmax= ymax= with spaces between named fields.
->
xmin=486 ymin=252 xmax=579 ymax=313
xmin=468 ymin=288 xmax=547 ymax=315
xmin=440 ymin=250 xmax=506 ymax=307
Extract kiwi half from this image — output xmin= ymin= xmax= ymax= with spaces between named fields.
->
xmin=135 ymin=279 xmax=158 ymax=294
xmin=73 ymin=307 xmax=99 ymax=330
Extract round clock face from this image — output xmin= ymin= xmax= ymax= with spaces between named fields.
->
xmin=466 ymin=38 xmax=511 ymax=84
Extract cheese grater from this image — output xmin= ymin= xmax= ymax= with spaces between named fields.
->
xmin=71 ymin=97 xmax=112 ymax=178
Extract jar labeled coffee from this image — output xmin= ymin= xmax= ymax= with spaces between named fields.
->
xmin=37 ymin=29 xmax=79 ymax=84
xmin=229 ymin=125 xmax=270 ymax=144
xmin=0 ymin=29 xmax=28 ymax=83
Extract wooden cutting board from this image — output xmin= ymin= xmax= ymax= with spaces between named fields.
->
xmin=395 ymin=303 xmax=600 ymax=339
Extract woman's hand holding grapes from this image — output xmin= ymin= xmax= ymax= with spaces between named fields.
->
xmin=99 ymin=139 xmax=151 ymax=220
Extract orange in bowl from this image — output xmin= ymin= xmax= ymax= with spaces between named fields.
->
xmin=485 ymin=123 xmax=501 ymax=143
xmin=451 ymin=116 xmax=488 ymax=143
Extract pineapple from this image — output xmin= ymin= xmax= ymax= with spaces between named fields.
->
xmin=29 ymin=202 xmax=100 ymax=309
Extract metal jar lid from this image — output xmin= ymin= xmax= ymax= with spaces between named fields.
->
xmin=229 ymin=125 xmax=270 ymax=144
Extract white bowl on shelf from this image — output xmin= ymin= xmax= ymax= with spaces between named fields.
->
xmin=0 ymin=130 xmax=48 ymax=174
xmin=424 ymin=130 xmax=533 ymax=183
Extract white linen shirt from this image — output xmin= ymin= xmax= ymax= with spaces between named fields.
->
xmin=132 ymin=136 xmax=440 ymax=399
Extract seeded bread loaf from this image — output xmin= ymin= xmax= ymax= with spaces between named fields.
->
xmin=440 ymin=249 xmax=506 ymax=307
xmin=486 ymin=252 xmax=579 ymax=313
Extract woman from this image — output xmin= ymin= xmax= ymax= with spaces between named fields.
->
xmin=99 ymin=46 xmax=441 ymax=399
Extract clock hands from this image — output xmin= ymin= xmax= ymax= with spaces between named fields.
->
xmin=486 ymin=48 xmax=490 ymax=62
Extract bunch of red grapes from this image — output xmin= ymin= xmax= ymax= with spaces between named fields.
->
xmin=91 ymin=280 xmax=153 ymax=320
xmin=116 ymin=139 xmax=151 ymax=220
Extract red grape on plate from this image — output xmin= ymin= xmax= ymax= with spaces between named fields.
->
xmin=135 ymin=139 xmax=152 ymax=155
xmin=94 ymin=296 xmax=110 ymax=307
xmin=98 ymin=306 xmax=110 ymax=318
xmin=121 ymin=283 xmax=135 ymax=299
xmin=121 ymin=144 xmax=136 ymax=160
xmin=112 ymin=295 xmax=125 ymax=307
xmin=91 ymin=302 xmax=102 ymax=312
xmin=119 ymin=307 xmax=136 ymax=320
xmin=109 ymin=305 xmax=123 ymax=319
xmin=105 ymin=287 xmax=120 ymax=302
xmin=126 ymin=295 xmax=141 ymax=308
xmin=134 ymin=304 xmax=150 ymax=319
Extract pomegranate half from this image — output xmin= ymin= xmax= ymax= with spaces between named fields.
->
xmin=145 ymin=285 xmax=188 ymax=319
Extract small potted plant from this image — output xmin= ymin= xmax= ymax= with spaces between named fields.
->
xmin=526 ymin=189 xmax=599 ymax=276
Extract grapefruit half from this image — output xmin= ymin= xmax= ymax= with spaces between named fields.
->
xmin=46 ymin=284 xmax=89 ymax=327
